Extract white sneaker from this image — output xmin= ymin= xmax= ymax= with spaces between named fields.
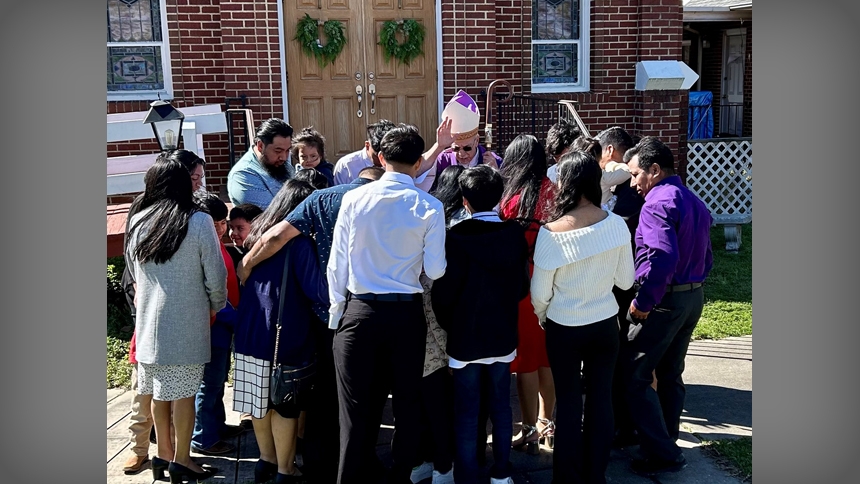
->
xmin=410 ymin=462 xmax=434 ymax=483
xmin=490 ymin=477 xmax=514 ymax=484
xmin=431 ymin=467 xmax=454 ymax=484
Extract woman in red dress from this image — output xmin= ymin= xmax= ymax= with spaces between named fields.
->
xmin=499 ymin=134 xmax=557 ymax=454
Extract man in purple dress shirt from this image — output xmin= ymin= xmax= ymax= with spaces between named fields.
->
xmin=622 ymin=136 xmax=713 ymax=477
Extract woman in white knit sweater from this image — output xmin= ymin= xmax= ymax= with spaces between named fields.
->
xmin=530 ymin=151 xmax=635 ymax=484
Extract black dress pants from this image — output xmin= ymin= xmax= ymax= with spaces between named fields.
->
xmin=302 ymin=319 xmax=340 ymax=484
xmin=415 ymin=367 xmax=454 ymax=474
xmin=624 ymin=287 xmax=704 ymax=461
xmin=546 ymin=316 xmax=618 ymax=484
xmin=333 ymin=297 xmax=426 ymax=484
xmin=611 ymin=285 xmax=637 ymax=437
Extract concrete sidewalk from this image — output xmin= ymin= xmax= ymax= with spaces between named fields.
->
xmin=107 ymin=336 xmax=751 ymax=484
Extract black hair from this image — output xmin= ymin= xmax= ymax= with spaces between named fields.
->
xmin=571 ymin=136 xmax=602 ymax=160
xmin=193 ymin=190 xmax=228 ymax=221
xmin=500 ymin=134 xmax=548 ymax=225
xmin=229 ymin=203 xmax=263 ymax=223
xmin=164 ymin=148 xmax=205 ymax=172
xmin=291 ymin=126 xmax=326 ymax=161
xmin=595 ymin=126 xmax=634 ymax=155
xmin=244 ymin=179 xmax=315 ymax=248
xmin=431 ymin=164 xmax=466 ymax=223
xmin=293 ymin=167 xmax=329 ymax=190
xmin=367 ymin=119 xmax=397 ymax=153
xmin=550 ymin=151 xmax=603 ymax=221
xmin=255 ymin=118 xmax=294 ymax=146
xmin=545 ymin=119 xmax=581 ymax=160
xmin=379 ymin=124 xmax=425 ymax=165
xmin=623 ymin=136 xmax=675 ymax=174
xmin=357 ymin=165 xmax=385 ymax=180
xmin=459 ymin=165 xmax=504 ymax=213
xmin=127 ymin=155 xmax=199 ymax=264
xmin=126 ymin=149 xmax=202 ymax=240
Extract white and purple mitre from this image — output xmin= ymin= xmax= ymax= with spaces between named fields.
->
xmin=441 ymin=90 xmax=480 ymax=141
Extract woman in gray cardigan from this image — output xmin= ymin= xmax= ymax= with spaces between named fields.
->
xmin=126 ymin=157 xmax=227 ymax=483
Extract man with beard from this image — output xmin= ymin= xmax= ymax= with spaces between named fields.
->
xmin=227 ymin=118 xmax=295 ymax=209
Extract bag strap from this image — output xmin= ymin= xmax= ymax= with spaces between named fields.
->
xmin=272 ymin=244 xmax=292 ymax=368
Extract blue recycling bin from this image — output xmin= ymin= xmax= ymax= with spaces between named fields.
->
xmin=688 ymin=91 xmax=714 ymax=140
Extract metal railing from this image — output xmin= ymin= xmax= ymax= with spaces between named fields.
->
xmin=225 ymin=94 xmax=254 ymax=167
xmin=479 ymin=92 xmax=561 ymax=155
xmin=688 ymin=101 xmax=748 ymax=139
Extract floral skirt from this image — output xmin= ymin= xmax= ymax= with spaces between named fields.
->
xmin=137 ymin=363 xmax=205 ymax=401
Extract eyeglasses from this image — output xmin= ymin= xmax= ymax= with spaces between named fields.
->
xmin=451 ymin=145 xmax=474 ymax=153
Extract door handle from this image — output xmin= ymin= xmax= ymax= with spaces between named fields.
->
xmin=368 ymin=84 xmax=376 ymax=115
xmin=355 ymin=85 xmax=363 ymax=118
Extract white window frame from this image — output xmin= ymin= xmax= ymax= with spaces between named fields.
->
xmin=107 ymin=0 xmax=173 ymax=101
xmin=531 ymin=0 xmax=590 ymax=94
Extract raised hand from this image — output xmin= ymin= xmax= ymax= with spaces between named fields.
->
xmin=436 ymin=116 xmax=454 ymax=149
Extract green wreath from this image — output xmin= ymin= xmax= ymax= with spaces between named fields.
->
xmin=294 ymin=13 xmax=347 ymax=68
xmin=378 ymin=19 xmax=426 ymax=65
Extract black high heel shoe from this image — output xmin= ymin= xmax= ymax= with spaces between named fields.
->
xmin=167 ymin=461 xmax=214 ymax=483
xmin=254 ymin=459 xmax=278 ymax=484
xmin=152 ymin=456 xmax=170 ymax=481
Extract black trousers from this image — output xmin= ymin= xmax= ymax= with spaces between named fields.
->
xmin=302 ymin=320 xmax=340 ymax=484
xmin=333 ymin=297 xmax=426 ymax=484
xmin=546 ymin=316 xmax=618 ymax=484
xmin=624 ymin=287 xmax=704 ymax=461
xmin=611 ymin=285 xmax=637 ymax=437
xmin=415 ymin=367 xmax=454 ymax=474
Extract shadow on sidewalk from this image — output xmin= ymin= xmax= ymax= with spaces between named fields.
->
xmin=683 ymin=384 xmax=752 ymax=441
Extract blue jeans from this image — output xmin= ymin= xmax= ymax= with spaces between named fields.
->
xmin=452 ymin=361 xmax=513 ymax=484
xmin=192 ymin=345 xmax=231 ymax=449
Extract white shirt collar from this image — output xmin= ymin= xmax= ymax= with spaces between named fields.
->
xmin=380 ymin=171 xmax=416 ymax=186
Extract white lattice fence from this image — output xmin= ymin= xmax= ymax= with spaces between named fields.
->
xmin=686 ymin=138 xmax=752 ymax=251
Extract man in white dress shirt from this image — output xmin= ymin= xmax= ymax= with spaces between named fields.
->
xmin=327 ymin=125 xmax=447 ymax=484
xmin=331 ymin=119 xmax=397 ymax=185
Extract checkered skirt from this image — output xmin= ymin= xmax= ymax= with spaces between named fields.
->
xmin=232 ymin=353 xmax=272 ymax=419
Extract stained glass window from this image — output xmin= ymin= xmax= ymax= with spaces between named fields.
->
xmin=532 ymin=0 xmax=589 ymax=92
xmin=107 ymin=0 xmax=171 ymax=98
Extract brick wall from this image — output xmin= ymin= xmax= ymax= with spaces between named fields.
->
xmin=440 ymin=0 xmax=497 ymax=104
xmin=107 ymin=0 xmax=285 ymax=205
xmin=439 ymin=0 xmax=687 ymax=172
xmin=108 ymin=0 xmax=696 ymax=205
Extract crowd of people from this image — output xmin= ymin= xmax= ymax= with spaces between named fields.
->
xmin=119 ymin=90 xmax=714 ymax=484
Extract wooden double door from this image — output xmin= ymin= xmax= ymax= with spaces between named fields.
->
xmin=284 ymin=0 xmax=438 ymax=162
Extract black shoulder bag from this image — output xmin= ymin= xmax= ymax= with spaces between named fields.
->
xmin=269 ymin=243 xmax=317 ymax=407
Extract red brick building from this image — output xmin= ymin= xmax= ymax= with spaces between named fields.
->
xmin=107 ymin=0 xmax=720 ymax=199
xmin=108 ymin=1 xmax=731 ymax=255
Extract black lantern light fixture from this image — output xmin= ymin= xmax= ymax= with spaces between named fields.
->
xmin=143 ymin=99 xmax=185 ymax=151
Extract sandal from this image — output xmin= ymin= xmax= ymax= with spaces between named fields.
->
xmin=511 ymin=424 xmax=539 ymax=455
xmin=538 ymin=417 xmax=556 ymax=449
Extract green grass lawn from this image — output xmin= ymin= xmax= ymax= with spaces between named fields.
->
xmin=701 ymin=436 xmax=752 ymax=482
xmin=693 ymin=224 xmax=752 ymax=340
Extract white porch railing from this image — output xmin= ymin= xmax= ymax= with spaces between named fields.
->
xmin=685 ymin=137 xmax=752 ymax=251
xmin=106 ymin=104 xmax=228 ymax=196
